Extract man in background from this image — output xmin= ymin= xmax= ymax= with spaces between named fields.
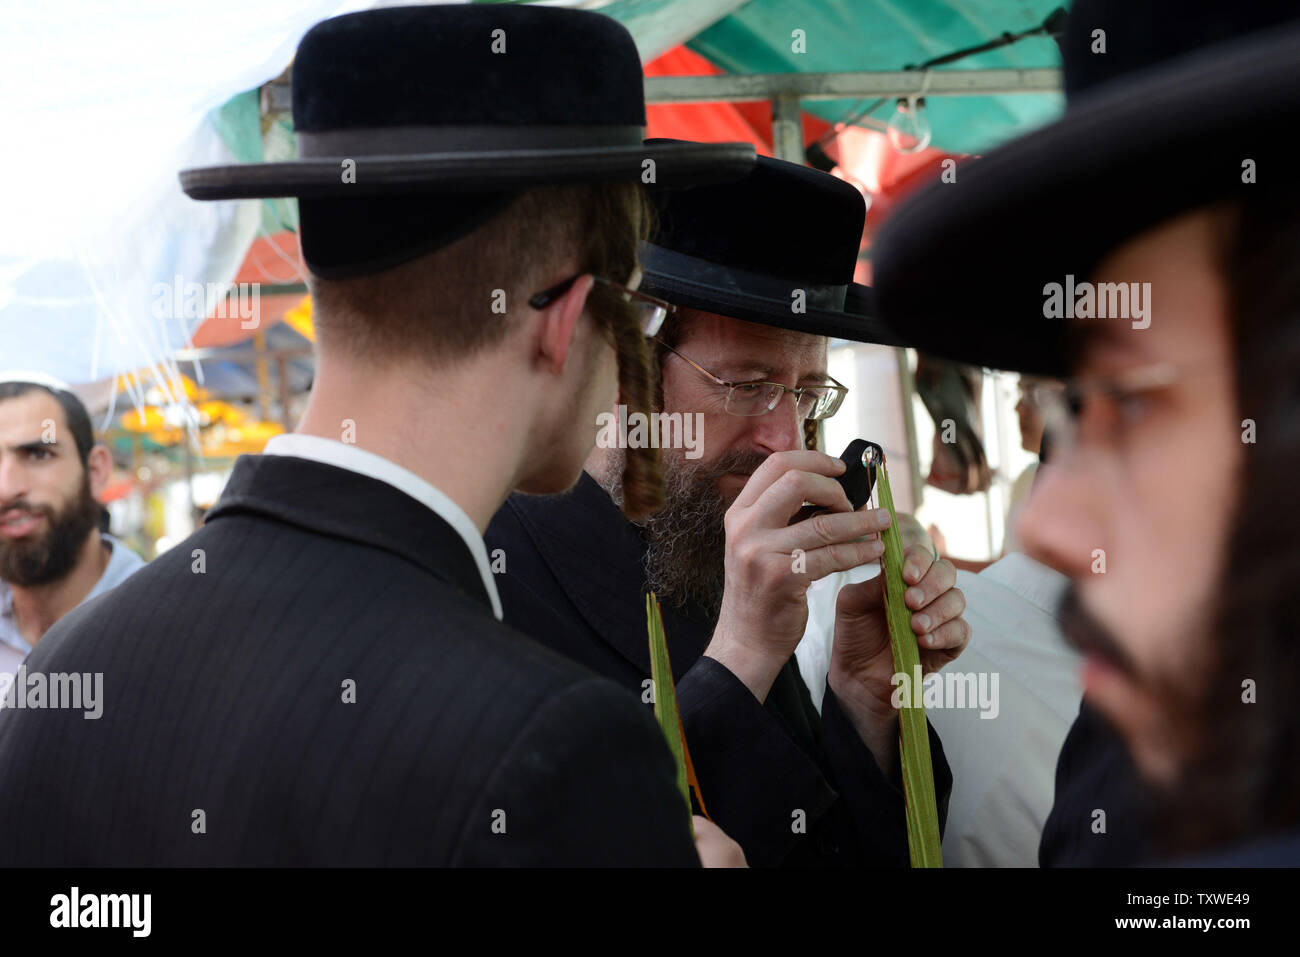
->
xmin=0 ymin=374 xmax=145 ymax=679
xmin=874 ymin=0 xmax=1300 ymax=863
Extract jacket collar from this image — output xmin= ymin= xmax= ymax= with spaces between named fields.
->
xmin=207 ymin=453 xmax=495 ymax=616
xmin=502 ymin=471 xmax=713 ymax=680
xmin=261 ymin=433 xmax=501 ymax=618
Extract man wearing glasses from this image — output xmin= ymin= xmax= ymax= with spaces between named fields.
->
xmin=872 ymin=0 xmax=1300 ymax=864
xmin=487 ymin=154 xmax=967 ymax=867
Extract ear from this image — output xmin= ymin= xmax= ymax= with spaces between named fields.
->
xmin=535 ymin=274 xmax=595 ymax=373
xmin=86 ymin=443 xmax=112 ymax=500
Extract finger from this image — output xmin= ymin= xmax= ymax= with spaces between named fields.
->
xmin=692 ymin=816 xmax=748 ymax=868
xmin=749 ymin=469 xmax=854 ymax=529
xmin=733 ymin=450 xmax=845 ymax=510
xmin=917 ymin=616 xmax=971 ymax=660
xmin=902 ymin=552 xmax=956 ymax=610
xmin=910 ymin=587 xmax=967 ymax=638
xmin=799 ymin=538 xmax=885 ymax=581
xmin=784 ymin=506 xmax=893 ymax=553
xmin=692 ymin=815 xmax=718 ymax=840
xmin=899 ymin=543 xmax=935 ymax=588
xmin=835 ymin=573 xmax=885 ymax=616
xmin=918 ymin=647 xmax=962 ymax=677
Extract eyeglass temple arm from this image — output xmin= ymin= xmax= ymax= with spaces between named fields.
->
xmin=657 ymin=341 xmax=731 ymax=387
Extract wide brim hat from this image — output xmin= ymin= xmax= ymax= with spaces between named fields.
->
xmin=871 ymin=1 xmax=1300 ymax=377
xmin=180 ymin=6 xmax=753 ymax=201
xmin=638 ymin=149 xmax=902 ymax=345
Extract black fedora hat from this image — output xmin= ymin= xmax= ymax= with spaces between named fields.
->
xmin=638 ymin=149 xmax=902 ymax=345
xmin=872 ymin=0 xmax=1300 ymax=376
xmin=179 ymin=5 xmax=754 ymax=201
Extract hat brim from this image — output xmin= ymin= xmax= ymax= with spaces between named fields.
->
xmin=180 ymin=141 xmax=755 ymax=200
xmin=641 ymin=268 xmax=903 ymax=346
xmin=872 ymin=20 xmax=1300 ymax=377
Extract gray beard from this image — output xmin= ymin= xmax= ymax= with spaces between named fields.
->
xmin=594 ymin=447 xmax=766 ymax=620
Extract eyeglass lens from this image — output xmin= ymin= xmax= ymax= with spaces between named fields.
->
xmin=724 ymin=383 xmax=840 ymax=420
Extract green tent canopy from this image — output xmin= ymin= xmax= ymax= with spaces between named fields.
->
xmin=593 ymin=0 xmax=1065 ymax=154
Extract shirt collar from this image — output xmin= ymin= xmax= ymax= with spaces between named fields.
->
xmin=983 ymin=552 xmax=1069 ymax=616
xmin=262 ymin=433 xmax=502 ymax=620
xmin=0 ymin=582 xmax=30 ymax=655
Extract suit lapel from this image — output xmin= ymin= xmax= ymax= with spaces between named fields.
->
xmin=207 ymin=453 xmax=493 ymax=615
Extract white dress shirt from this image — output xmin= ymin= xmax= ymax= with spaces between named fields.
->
xmin=924 ymin=554 xmax=1078 ymax=866
xmin=262 ymin=434 xmax=503 ymax=620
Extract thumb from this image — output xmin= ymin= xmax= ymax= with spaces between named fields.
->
xmin=835 ymin=573 xmax=884 ymax=619
xmin=693 ymin=816 xmax=748 ymax=868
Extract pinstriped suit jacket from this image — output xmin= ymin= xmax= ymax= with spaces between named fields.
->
xmin=0 ymin=454 xmax=697 ymax=866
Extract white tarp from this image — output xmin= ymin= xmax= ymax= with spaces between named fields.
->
xmin=0 ymin=0 xmax=376 ymax=406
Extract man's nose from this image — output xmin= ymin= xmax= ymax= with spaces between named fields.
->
xmin=0 ymin=454 xmax=28 ymax=500
xmin=747 ymin=392 xmax=805 ymax=454
xmin=1016 ymin=459 xmax=1105 ymax=579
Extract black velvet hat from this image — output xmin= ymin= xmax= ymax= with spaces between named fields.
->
xmin=179 ymin=5 xmax=755 ymax=277
xmin=872 ymin=0 xmax=1300 ymax=376
xmin=638 ymin=150 xmax=901 ymax=345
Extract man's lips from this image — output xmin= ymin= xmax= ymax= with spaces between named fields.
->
xmin=1080 ymin=651 xmax=1124 ymax=694
xmin=0 ymin=510 xmax=44 ymax=539
xmin=1058 ymin=588 xmax=1141 ymax=682
xmin=1066 ymin=623 xmax=1135 ymax=679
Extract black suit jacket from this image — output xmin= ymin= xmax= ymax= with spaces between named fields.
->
xmin=1180 ymin=829 xmax=1300 ymax=865
xmin=486 ymin=471 xmax=951 ymax=867
xmin=1039 ymin=700 xmax=1152 ymax=866
xmin=0 ymin=454 xmax=697 ymax=866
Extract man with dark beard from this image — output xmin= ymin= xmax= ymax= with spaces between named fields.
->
xmin=0 ymin=375 xmax=144 ymax=679
xmin=486 ymin=155 xmax=968 ymax=867
xmin=872 ymin=0 xmax=1300 ymax=863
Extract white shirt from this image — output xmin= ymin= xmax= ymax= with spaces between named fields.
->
xmin=925 ymin=554 xmax=1078 ymax=867
xmin=1 ymin=533 xmax=146 ymax=676
xmin=262 ymin=434 xmax=503 ymax=620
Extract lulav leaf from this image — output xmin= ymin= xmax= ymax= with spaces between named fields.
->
xmin=646 ymin=593 xmax=708 ymax=835
xmin=875 ymin=461 xmax=944 ymax=867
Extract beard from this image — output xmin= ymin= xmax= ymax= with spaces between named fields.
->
xmin=1058 ymin=584 xmax=1205 ymax=784
xmin=597 ymin=446 xmax=767 ymax=621
xmin=0 ymin=477 xmax=101 ymax=587
xmin=1058 ymin=585 xmax=1142 ymax=682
